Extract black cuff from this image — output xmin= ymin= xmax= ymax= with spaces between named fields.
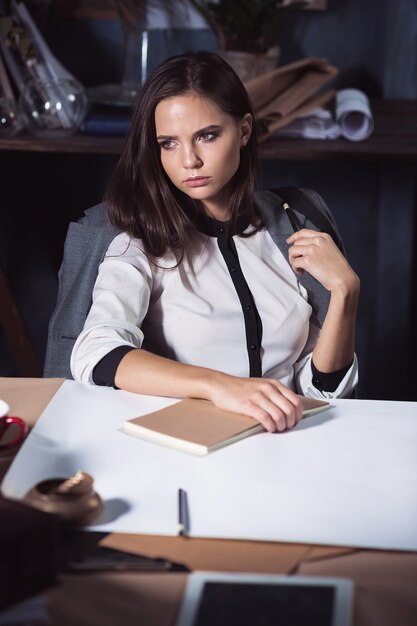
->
xmin=311 ymin=359 xmax=353 ymax=392
xmin=92 ymin=346 xmax=135 ymax=388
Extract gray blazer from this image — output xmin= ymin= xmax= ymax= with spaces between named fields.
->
xmin=43 ymin=188 xmax=342 ymax=378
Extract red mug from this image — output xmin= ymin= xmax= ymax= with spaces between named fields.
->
xmin=0 ymin=415 xmax=28 ymax=451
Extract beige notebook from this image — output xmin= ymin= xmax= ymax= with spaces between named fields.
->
xmin=123 ymin=396 xmax=330 ymax=456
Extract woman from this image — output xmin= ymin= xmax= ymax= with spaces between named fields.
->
xmin=71 ymin=51 xmax=359 ymax=433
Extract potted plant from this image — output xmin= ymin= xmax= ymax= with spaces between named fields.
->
xmin=188 ymin=0 xmax=310 ymax=81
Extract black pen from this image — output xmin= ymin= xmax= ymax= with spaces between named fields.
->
xmin=178 ymin=488 xmax=188 ymax=537
xmin=283 ymin=201 xmax=302 ymax=233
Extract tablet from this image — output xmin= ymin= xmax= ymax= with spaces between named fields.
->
xmin=176 ymin=572 xmax=354 ymax=626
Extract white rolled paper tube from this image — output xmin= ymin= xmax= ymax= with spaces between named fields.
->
xmin=335 ymin=88 xmax=374 ymax=141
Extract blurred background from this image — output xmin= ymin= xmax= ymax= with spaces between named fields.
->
xmin=1 ymin=0 xmax=416 ymax=401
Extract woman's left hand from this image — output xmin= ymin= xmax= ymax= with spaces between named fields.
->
xmin=286 ymin=229 xmax=358 ymax=293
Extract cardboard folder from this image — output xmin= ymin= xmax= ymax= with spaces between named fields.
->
xmin=244 ymin=57 xmax=338 ymax=141
xmin=101 ymin=533 xmax=354 ymax=575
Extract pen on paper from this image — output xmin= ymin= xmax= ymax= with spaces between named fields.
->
xmin=283 ymin=201 xmax=301 ymax=233
xmin=178 ymin=488 xmax=188 ymax=537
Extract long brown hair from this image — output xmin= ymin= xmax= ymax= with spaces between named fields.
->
xmin=105 ymin=50 xmax=260 ymax=258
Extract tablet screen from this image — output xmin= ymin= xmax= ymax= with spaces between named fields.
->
xmin=176 ymin=573 xmax=353 ymax=626
xmin=194 ymin=581 xmax=334 ymax=626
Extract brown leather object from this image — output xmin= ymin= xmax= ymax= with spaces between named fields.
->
xmin=0 ymin=495 xmax=60 ymax=610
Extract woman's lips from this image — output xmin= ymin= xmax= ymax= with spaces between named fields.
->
xmin=183 ymin=176 xmax=211 ymax=188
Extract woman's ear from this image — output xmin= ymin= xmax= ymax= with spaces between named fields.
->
xmin=240 ymin=113 xmax=253 ymax=148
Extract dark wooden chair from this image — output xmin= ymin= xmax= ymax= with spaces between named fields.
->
xmin=0 ymin=269 xmax=42 ymax=377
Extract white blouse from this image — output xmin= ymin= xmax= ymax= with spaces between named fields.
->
xmin=71 ymin=226 xmax=358 ymax=399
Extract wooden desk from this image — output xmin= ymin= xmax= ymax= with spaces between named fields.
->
xmin=44 ymin=552 xmax=417 ymax=626
xmin=1 ymin=377 xmax=416 ymax=626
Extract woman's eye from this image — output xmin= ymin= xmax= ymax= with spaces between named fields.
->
xmin=159 ymin=140 xmax=176 ymax=150
xmin=199 ymin=132 xmax=217 ymax=142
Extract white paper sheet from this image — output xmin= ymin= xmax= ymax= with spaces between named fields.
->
xmin=2 ymin=381 xmax=417 ymax=551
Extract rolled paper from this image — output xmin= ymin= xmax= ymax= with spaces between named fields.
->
xmin=335 ymin=88 xmax=374 ymax=141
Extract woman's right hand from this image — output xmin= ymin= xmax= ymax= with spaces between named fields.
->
xmin=207 ymin=373 xmax=303 ymax=432
xmin=114 ymin=349 xmax=302 ymax=432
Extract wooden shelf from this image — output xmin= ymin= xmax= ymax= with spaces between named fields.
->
xmin=1 ymin=99 xmax=416 ymax=160
xmin=263 ymin=99 xmax=417 ymax=161
xmin=0 ymin=132 xmax=127 ymax=155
